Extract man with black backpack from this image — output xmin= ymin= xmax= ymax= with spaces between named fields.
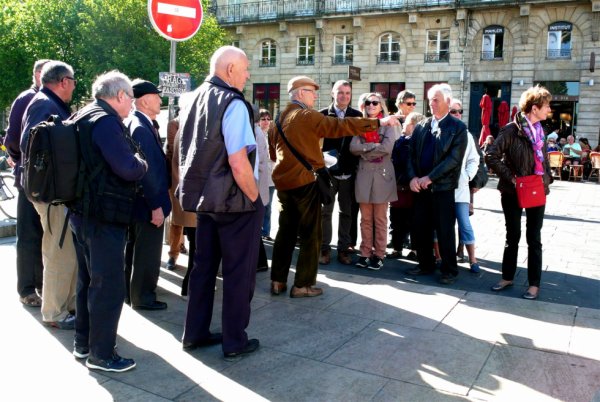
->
xmin=68 ymin=71 xmax=147 ymax=373
xmin=20 ymin=60 xmax=78 ymax=329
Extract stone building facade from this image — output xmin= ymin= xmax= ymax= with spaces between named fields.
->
xmin=212 ymin=0 xmax=600 ymax=145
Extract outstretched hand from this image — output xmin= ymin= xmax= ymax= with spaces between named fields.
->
xmin=379 ymin=115 xmax=401 ymax=127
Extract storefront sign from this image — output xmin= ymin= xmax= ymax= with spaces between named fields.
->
xmin=484 ymin=26 xmax=504 ymax=35
xmin=158 ymin=72 xmax=191 ymax=96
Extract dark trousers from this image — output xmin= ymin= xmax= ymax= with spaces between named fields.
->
xmin=70 ymin=217 xmax=126 ymax=360
xmin=124 ymin=221 xmax=164 ymax=306
xmin=413 ymin=190 xmax=458 ymax=276
xmin=271 ymin=182 xmax=322 ymax=288
xmin=321 ymin=176 xmax=357 ymax=251
xmin=389 ymin=206 xmax=414 ymax=251
xmin=16 ymin=190 xmax=44 ymax=297
xmin=183 ymin=201 xmax=264 ymax=354
xmin=258 ymin=237 xmax=268 ymax=269
xmin=500 ymin=192 xmax=545 ymax=287
xmin=181 ymin=227 xmax=195 ymax=296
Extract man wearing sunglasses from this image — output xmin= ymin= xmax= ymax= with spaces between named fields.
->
xmin=20 ymin=60 xmax=79 ymax=330
xmin=319 ymin=80 xmax=363 ymax=266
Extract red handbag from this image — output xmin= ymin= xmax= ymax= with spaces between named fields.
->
xmin=515 ymin=175 xmax=546 ymax=208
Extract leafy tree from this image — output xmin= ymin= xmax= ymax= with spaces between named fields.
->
xmin=0 ymin=0 xmax=226 ymax=111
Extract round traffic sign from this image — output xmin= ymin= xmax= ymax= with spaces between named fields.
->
xmin=148 ymin=0 xmax=203 ymax=42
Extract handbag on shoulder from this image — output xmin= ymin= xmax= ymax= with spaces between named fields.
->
xmin=515 ymin=175 xmax=545 ymax=209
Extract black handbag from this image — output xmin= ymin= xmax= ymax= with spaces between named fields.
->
xmin=274 ymin=116 xmax=333 ymax=205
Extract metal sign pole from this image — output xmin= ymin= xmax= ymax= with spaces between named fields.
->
xmin=168 ymin=40 xmax=177 ymax=121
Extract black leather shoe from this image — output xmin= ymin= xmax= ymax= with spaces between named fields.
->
xmin=224 ymin=339 xmax=259 ymax=361
xmin=406 ymin=266 xmax=434 ymax=276
xmin=183 ymin=333 xmax=223 ymax=350
xmin=439 ymin=273 xmax=457 ymax=285
xmin=132 ymin=301 xmax=167 ymax=310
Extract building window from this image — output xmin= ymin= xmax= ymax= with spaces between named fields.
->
xmin=260 ymin=40 xmax=276 ymax=67
xmin=333 ymin=35 xmax=353 ymax=64
xmin=231 ymin=40 xmax=240 ymax=48
xmin=253 ymin=83 xmax=280 ymax=117
xmin=481 ymin=26 xmax=504 ymax=60
xmin=425 ymin=29 xmax=450 ymax=62
xmin=377 ymin=33 xmax=400 ymax=64
xmin=370 ymin=82 xmax=405 ymax=114
xmin=297 ymin=36 xmax=315 ymax=65
xmin=547 ymin=22 xmax=572 ymax=59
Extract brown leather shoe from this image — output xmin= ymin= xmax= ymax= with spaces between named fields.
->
xmin=337 ymin=250 xmax=352 ymax=265
xmin=270 ymin=281 xmax=287 ymax=295
xmin=319 ymin=249 xmax=331 ymax=265
xmin=290 ymin=286 xmax=323 ymax=298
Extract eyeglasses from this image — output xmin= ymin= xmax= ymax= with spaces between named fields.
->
xmin=122 ymin=91 xmax=134 ymax=100
xmin=260 ymin=117 xmax=271 ymax=121
xmin=449 ymin=109 xmax=463 ymax=115
xmin=364 ymin=100 xmax=380 ymax=106
xmin=63 ymin=76 xmax=77 ymax=85
xmin=404 ymin=102 xmax=417 ymax=106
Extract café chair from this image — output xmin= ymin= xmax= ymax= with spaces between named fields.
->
xmin=589 ymin=152 xmax=600 ymax=183
xmin=547 ymin=151 xmax=563 ymax=181
xmin=568 ymin=162 xmax=584 ymax=181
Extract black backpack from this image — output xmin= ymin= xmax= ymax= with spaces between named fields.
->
xmin=23 ymin=115 xmax=81 ymax=205
xmin=469 ymin=146 xmax=489 ymax=190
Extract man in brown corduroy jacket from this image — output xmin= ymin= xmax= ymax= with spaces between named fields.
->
xmin=268 ymin=76 xmax=400 ymax=298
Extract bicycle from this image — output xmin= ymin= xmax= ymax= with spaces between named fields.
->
xmin=0 ymin=171 xmax=17 ymax=220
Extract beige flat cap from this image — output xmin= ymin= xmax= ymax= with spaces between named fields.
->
xmin=287 ymin=76 xmax=320 ymax=93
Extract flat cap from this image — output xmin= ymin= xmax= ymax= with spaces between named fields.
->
xmin=287 ymin=76 xmax=320 ymax=93
xmin=132 ymin=79 xmax=161 ymax=98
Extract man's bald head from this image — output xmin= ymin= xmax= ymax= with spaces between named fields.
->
xmin=209 ymin=46 xmax=250 ymax=91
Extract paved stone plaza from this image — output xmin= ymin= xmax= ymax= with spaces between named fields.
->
xmin=1 ymin=177 xmax=599 ymax=401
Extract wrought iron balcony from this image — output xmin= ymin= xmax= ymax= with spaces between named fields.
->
xmin=259 ymin=59 xmax=277 ymax=67
xmin=376 ymin=53 xmax=400 ymax=64
xmin=332 ymin=55 xmax=353 ymax=65
xmin=424 ymin=51 xmax=449 ymax=63
xmin=296 ymin=56 xmax=315 ymax=65
xmin=546 ymin=49 xmax=571 ymax=59
xmin=480 ymin=50 xmax=503 ymax=61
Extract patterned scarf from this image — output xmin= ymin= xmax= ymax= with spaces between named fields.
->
xmin=518 ymin=112 xmax=545 ymax=175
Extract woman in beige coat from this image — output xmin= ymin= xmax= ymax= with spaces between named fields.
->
xmin=350 ymin=93 xmax=398 ymax=270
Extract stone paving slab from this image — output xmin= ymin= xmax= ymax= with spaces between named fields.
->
xmin=324 ymin=321 xmax=494 ymax=396
xmin=469 ymin=344 xmax=600 ymax=402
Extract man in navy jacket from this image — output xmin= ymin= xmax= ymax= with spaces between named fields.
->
xmin=124 ymin=80 xmax=171 ymax=310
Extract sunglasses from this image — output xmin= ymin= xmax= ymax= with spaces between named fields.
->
xmin=260 ymin=117 xmax=271 ymax=121
xmin=365 ymin=100 xmax=380 ymax=106
xmin=404 ymin=102 xmax=417 ymax=106
xmin=449 ymin=109 xmax=463 ymax=115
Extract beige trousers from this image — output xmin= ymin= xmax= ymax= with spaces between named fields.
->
xmin=33 ymin=202 xmax=77 ymax=322
xmin=359 ymin=203 xmax=389 ymax=259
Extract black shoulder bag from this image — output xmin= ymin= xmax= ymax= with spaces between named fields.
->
xmin=274 ymin=115 xmax=333 ymax=205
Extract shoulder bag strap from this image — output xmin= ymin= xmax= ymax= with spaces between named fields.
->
xmin=275 ymin=114 xmax=315 ymax=173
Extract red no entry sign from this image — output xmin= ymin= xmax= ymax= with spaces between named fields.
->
xmin=148 ymin=0 xmax=203 ymax=41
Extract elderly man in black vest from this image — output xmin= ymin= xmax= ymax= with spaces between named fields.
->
xmin=179 ymin=46 xmax=263 ymax=360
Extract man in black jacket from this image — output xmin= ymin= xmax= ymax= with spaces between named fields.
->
xmin=319 ymin=80 xmax=361 ymax=265
xmin=407 ymin=84 xmax=468 ymax=284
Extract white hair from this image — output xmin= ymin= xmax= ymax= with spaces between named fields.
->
xmin=428 ymin=83 xmax=453 ymax=103
xmin=92 ymin=70 xmax=132 ymax=100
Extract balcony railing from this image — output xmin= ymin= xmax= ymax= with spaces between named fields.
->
xmin=424 ymin=51 xmax=449 ymax=63
xmin=376 ymin=53 xmax=400 ymax=64
xmin=296 ymin=56 xmax=315 ymax=66
xmin=547 ymin=49 xmax=571 ymax=59
xmin=213 ymin=0 xmax=462 ymax=24
xmin=332 ymin=55 xmax=353 ymax=65
xmin=480 ymin=50 xmax=503 ymax=61
xmin=259 ymin=59 xmax=277 ymax=67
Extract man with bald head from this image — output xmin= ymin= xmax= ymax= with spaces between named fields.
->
xmin=179 ymin=46 xmax=263 ymax=360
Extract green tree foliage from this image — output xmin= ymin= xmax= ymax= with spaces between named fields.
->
xmin=0 ymin=0 xmax=226 ymax=109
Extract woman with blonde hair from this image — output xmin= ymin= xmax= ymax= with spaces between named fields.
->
xmin=350 ymin=93 xmax=398 ymax=270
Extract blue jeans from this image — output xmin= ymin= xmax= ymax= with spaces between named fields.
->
xmin=455 ymin=202 xmax=475 ymax=245
xmin=261 ymin=186 xmax=275 ymax=237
